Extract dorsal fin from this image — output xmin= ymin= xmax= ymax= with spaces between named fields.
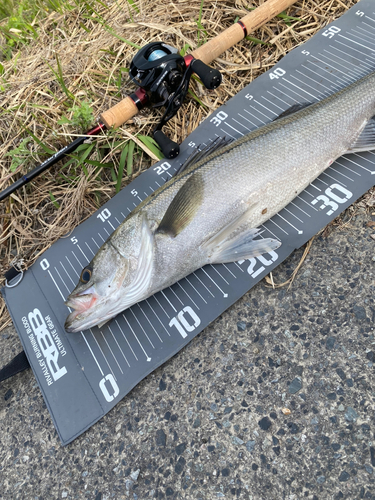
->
xmin=157 ymin=172 xmax=204 ymax=237
xmin=173 ymin=137 xmax=233 ymax=177
xmin=274 ymin=102 xmax=312 ymax=121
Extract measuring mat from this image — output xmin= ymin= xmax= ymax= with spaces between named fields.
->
xmin=3 ymin=0 xmax=375 ymax=445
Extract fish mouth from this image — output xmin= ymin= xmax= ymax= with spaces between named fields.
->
xmin=64 ymin=312 xmax=101 ymax=333
xmin=64 ymin=310 xmax=84 ymax=333
xmin=65 ymin=292 xmax=97 ymax=312
xmin=64 ymin=292 xmax=125 ymax=333
xmin=64 ymin=293 xmax=103 ymax=333
xmin=64 ymin=287 xmax=134 ymax=333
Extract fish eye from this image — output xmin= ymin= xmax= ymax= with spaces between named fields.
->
xmin=80 ymin=266 xmax=93 ymax=283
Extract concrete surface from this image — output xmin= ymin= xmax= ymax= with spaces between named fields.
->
xmin=0 ymin=207 xmax=374 ymax=500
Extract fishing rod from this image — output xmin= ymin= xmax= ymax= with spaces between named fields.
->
xmin=0 ymin=0 xmax=297 ymax=202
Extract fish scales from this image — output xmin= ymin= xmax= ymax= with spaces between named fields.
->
xmin=65 ymin=70 xmax=375 ymax=332
xmin=136 ymin=71 xmax=375 ymax=286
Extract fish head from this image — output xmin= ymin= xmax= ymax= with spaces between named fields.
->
xmin=64 ymin=213 xmax=154 ymax=333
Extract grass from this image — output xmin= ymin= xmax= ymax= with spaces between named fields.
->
xmin=46 ymin=53 xmax=75 ymax=100
xmin=195 ymin=0 xmax=208 ymax=47
xmin=0 ymin=0 xmax=150 ymax=210
xmin=0 ymin=0 xmax=56 ymax=59
xmin=0 ymin=0 xmax=106 ymax=60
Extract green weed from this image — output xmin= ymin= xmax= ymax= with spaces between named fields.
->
xmin=49 ymin=190 xmax=60 ymax=208
xmin=100 ymin=22 xmax=142 ymax=49
xmin=137 ymin=135 xmax=163 ymax=160
xmin=245 ymin=36 xmax=268 ymax=45
xmin=0 ymin=63 xmax=8 ymax=91
xmin=125 ymin=0 xmax=139 ymax=14
xmin=0 ymin=0 xmax=16 ymax=19
xmin=62 ymin=142 xmax=95 ymax=178
xmin=58 ymin=100 xmax=95 ymax=131
xmin=0 ymin=6 xmax=37 ymax=58
xmin=277 ymin=11 xmax=304 ymax=26
xmin=179 ymin=44 xmax=191 ymax=57
xmin=116 ymin=144 xmax=129 ymax=193
xmin=188 ymin=88 xmax=207 ymax=109
xmin=24 ymin=128 xmax=55 ymax=154
xmin=127 ymin=140 xmax=135 ymax=177
xmin=46 ymin=53 xmax=75 ymax=101
xmin=195 ymin=0 xmax=208 ymax=47
xmin=4 ymin=137 xmax=33 ymax=172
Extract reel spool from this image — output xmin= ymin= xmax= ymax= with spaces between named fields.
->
xmin=129 ymin=42 xmax=222 ymax=159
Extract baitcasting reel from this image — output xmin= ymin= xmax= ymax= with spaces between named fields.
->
xmin=129 ymin=42 xmax=222 ymax=158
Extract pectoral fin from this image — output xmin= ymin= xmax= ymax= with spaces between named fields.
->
xmin=347 ymin=116 xmax=375 ymax=153
xmin=157 ymin=173 xmax=204 ymax=237
xmin=203 ymin=206 xmax=281 ymax=264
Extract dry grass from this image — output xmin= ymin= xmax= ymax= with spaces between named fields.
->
xmin=0 ymin=0 xmax=361 ymax=328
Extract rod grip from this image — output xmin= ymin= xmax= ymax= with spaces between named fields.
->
xmin=191 ymin=0 xmax=297 ymax=65
xmin=100 ymin=96 xmax=139 ymax=129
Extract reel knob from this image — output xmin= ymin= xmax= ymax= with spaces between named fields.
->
xmin=190 ymin=59 xmax=222 ymax=89
xmin=154 ymin=130 xmax=180 ymax=159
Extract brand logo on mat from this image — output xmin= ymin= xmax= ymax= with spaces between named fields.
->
xmin=28 ymin=308 xmax=67 ymax=382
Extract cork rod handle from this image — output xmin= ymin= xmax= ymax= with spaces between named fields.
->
xmin=192 ymin=0 xmax=297 ymax=64
xmin=100 ymin=0 xmax=297 ymax=129
xmin=100 ymin=94 xmax=139 ymax=130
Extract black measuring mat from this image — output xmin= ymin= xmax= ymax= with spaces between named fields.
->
xmin=3 ymin=0 xmax=375 ymax=445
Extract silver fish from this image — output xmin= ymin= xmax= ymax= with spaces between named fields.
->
xmin=65 ymin=70 xmax=375 ymax=333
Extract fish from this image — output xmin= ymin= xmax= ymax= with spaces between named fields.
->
xmin=64 ymin=70 xmax=375 ymax=333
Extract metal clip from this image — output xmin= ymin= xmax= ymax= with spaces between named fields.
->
xmin=5 ymin=263 xmax=24 ymax=288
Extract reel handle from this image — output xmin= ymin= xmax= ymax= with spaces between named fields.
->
xmin=154 ymin=130 xmax=180 ymax=159
xmin=190 ymin=59 xmax=222 ymax=89
xmin=98 ymin=62 xmax=221 ymax=130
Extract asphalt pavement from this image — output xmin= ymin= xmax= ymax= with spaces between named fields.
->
xmin=0 ymin=205 xmax=374 ymax=499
